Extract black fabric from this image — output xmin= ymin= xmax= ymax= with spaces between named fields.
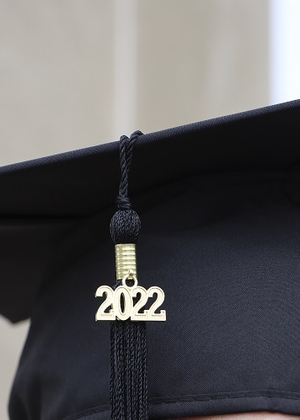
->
xmin=4 ymin=99 xmax=300 ymax=419
xmin=9 ymin=170 xmax=300 ymax=419
xmin=1 ymin=99 xmax=300 ymax=322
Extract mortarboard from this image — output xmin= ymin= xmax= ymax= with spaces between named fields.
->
xmin=2 ymin=99 xmax=300 ymax=419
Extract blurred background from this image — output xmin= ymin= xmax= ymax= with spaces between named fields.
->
xmin=0 ymin=0 xmax=300 ymax=418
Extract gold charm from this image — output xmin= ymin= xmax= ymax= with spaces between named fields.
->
xmin=95 ymin=271 xmax=166 ymax=322
xmin=95 ymin=243 xmax=166 ymax=321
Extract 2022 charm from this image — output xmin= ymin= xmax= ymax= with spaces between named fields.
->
xmin=95 ymin=271 xmax=166 ymax=322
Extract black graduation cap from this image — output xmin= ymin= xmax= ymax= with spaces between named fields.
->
xmin=2 ymin=99 xmax=300 ymax=419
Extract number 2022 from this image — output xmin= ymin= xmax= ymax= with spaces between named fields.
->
xmin=95 ymin=285 xmax=166 ymax=322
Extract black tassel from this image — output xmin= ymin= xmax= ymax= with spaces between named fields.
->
xmin=109 ymin=131 xmax=148 ymax=420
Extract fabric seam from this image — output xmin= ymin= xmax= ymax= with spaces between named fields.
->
xmin=62 ymin=391 xmax=300 ymax=420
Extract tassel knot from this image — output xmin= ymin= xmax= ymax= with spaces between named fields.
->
xmin=110 ymin=210 xmax=141 ymax=244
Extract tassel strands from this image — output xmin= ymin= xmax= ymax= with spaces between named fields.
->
xmin=110 ymin=319 xmax=148 ymax=420
xmin=109 ymin=131 xmax=148 ymax=420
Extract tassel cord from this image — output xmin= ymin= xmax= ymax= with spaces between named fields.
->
xmin=109 ymin=130 xmax=148 ymax=420
xmin=117 ymin=131 xmax=143 ymax=211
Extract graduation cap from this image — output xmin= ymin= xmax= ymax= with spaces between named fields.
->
xmin=2 ymin=99 xmax=300 ymax=420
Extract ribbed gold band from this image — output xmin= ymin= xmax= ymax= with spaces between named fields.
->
xmin=115 ymin=243 xmax=137 ymax=280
